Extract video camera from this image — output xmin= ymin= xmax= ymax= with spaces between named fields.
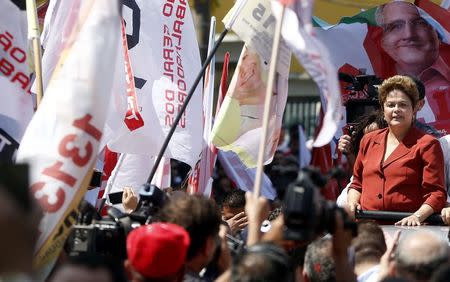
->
xmin=283 ymin=167 xmax=357 ymax=242
xmin=65 ymin=184 xmax=167 ymax=259
xmin=339 ymin=72 xmax=383 ymax=125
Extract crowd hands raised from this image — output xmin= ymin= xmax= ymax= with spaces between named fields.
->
xmin=4 ymin=168 xmax=450 ymax=282
xmin=2 ymin=75 xmax=450 ymax=282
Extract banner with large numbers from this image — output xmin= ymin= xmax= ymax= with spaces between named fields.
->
xmin=104 ymin=0 xmax=203 ymax=168
xmin=16 ymin=0 xmax=120 ymax=272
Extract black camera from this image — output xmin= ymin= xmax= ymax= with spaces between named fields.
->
xmin=282 ymin=167 xmax=357 ymax=242
xmin=66 ymin=184 xmax=167 ymax=259
xmin=65 ymin=203 xmax=129 ymax=259
xmin=339 ymin=72 xmax=383 ymax=125
xmin=128 ymin=183 xmax=167 ymax=224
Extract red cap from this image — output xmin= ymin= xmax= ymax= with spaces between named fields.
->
xmin=126 ymin=223 xmax=190 ymax=279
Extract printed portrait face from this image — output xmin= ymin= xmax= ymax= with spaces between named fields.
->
xmin=237 ymin=48 xmax=264 ymax=91
xmin=379 ymin=1 xmax=439 ymax=73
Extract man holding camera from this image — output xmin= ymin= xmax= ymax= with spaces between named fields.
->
xmin=158 ymin=194 xmax=230 ymax=282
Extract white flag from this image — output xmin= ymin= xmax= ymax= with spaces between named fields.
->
xmin=278 ymin=0 xmax=343 ymax=147
xmin=105 ymin=153 xmax=171 ymax=205
xmin=105 ymin=0 xmax=203 ymax=168
xmin=16 ymin=0 xmax=120 ymax=271
xmin=0 ymin=0 xmax=34 ymax=163
xmin=218 ymin=151 xmax=276 ymax=200
xmin=187 ymin=17 xmax=216 ymax=197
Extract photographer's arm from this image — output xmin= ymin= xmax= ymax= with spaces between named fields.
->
xmin=245 ymin=192 xmax=269 ymax=246
xmin=122 ymin=187 xmax=138 ymax=213
xmin=332 ymin=212 xmax=356 ymax=282
xmin=338 ymin=134 xmax=355 ymax=167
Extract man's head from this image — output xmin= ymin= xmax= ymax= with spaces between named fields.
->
xmin=158 ymin=194 xmax=221 ymax=270
xmin=125 ymin=223 xmax=190 ymax=282
xmin=221 ymin=189 xmax=246 ymax=221
xmin=303 ymin=237 xmax=336 ymax=282
xmin=394 ymin=230 xmax=450 ymax=281
xmin=376 ymin=1 xmax=440 ymax=75
xmin=351 ymin=222 xmax=386 ymax=266
xmin=406 ymin=75 xmax=426 ymax=110
xmin=231 ymin=242 xmax=294 ymax=282
xmin=0 ymin=164 xmax=40 ymax=276
xmin=50 ymin=254 xmax=127 ymax=282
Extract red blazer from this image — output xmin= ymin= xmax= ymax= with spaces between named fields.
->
xmin=350 ymin=127 xmax=446 ymax=213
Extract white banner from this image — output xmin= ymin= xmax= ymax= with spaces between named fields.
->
xmin=0 ymin=1 xmax=34 ymax=162
xmin=105 ymin=0 xmax=203 ymax=168
xmin=212 ymin=0 xmax=291 ymax=168
xmin=218 ymin=150 xmax=276 ymax=200
xmin=16 ymin=0 xmax=120 ymax=270
xmin=279 ymin=0 xmax=343 ymax=147
xmin=105 ymin=154 xmax=171 ymax=204
xmin=187 ymin=17 xmax=216 ymax=197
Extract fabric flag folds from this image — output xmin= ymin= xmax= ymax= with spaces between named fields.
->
xmin=0 ymin=0 xmax=34 ymax=163
xmin=104 ymin=153 xmax=171 ymax=205
xmin=187 ymin=17 xmax=216 ymax=197
xmin=104 ymin=0 xmax=203 ymax=168
xmin=279 ymin=0 xmax=343 ymax=147
xmin=212 ymin=0 xmax=291 ymax=168
xmin=16 ymin=0 xmax=120 ymax=271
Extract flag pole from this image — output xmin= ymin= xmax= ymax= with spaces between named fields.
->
xmin=252 ymin=0 xmax=290 ymax=198
xmin=146 ymin=0 xmax=248 ymax=184
xmin=26 ymin=0 xmax=44 ymax=108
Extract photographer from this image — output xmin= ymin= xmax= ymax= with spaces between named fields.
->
xmin=239 ymin=173 xmax=357 ymax=282
xmin=50 ymin=254 xmax=127 ymax=282
xmin=0 ymin=165 xmax=40 ymax=281
xmin=338 ymin=111 xmax=387 ymax=169
xmin=158 ymin=194 xmax=230 ymax=282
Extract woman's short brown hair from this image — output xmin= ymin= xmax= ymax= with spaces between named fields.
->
xmin=378 ymin=75 xmax=419 ymax=108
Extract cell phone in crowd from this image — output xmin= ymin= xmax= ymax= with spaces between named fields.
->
xmin=342 ymin=123 xmax=357 ymax=136
xmin=108 ymin=191 xmax=124 ymax=205
xmin=89 ymin=170 xmax=103 ymax=188
xmin=0 ymin=163 xmax=31 ymax=213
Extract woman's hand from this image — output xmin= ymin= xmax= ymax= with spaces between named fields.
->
xmin=441 ymin=207 xmax=450 ymax=225
xmin=346 ymin=188 xmax=361 ymax=218
xmin=395 ymin=214 xmax=421 ymax=226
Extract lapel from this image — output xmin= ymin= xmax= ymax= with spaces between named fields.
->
xmin=382 ymin=126 xmax=419 ymax=169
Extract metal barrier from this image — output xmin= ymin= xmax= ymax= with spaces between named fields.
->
xmin=356 ymin=210 xmax=445 ymax=225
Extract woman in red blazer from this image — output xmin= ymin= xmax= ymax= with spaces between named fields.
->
xmin=348 ymin=75 xmax=446 ymax=226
